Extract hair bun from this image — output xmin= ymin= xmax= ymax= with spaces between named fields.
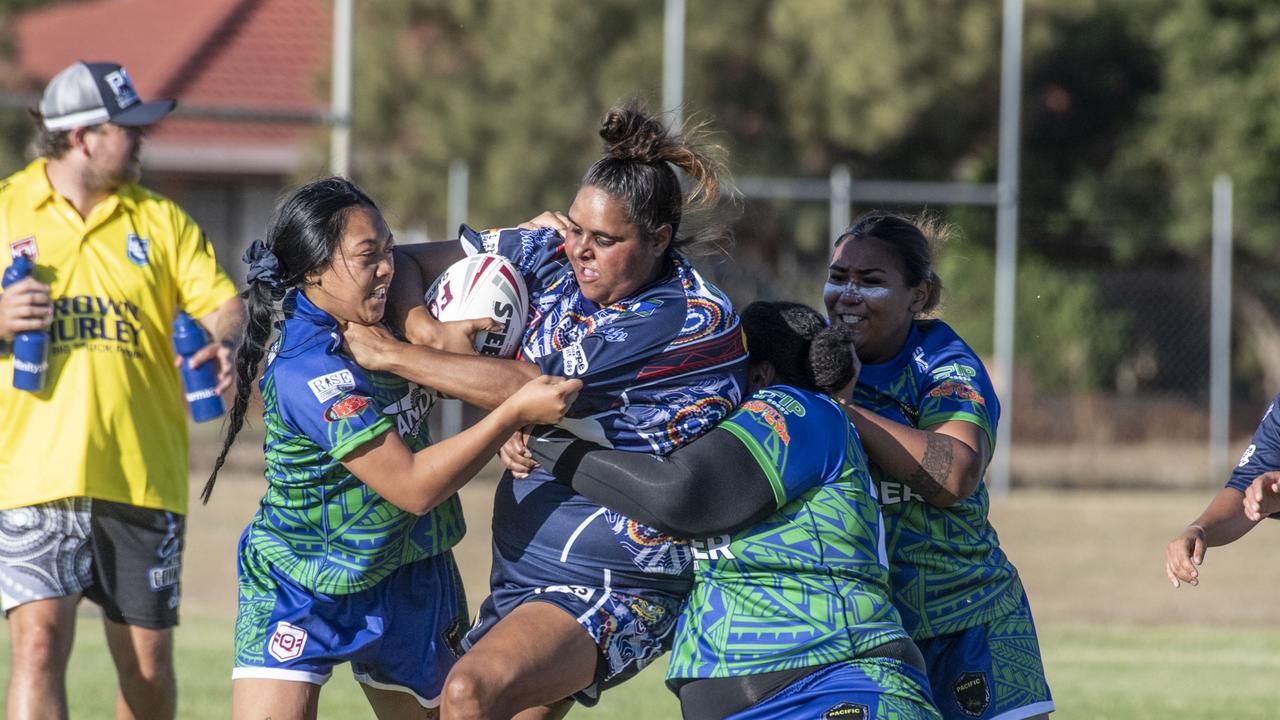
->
xmin=599 ymin=106 xmax=668 ymax=163
xmin=809 ymin=323 xmax=857 ymax=395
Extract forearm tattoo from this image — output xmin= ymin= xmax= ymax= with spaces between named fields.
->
xmin=908 ymin=433 xmax=953 ymax=501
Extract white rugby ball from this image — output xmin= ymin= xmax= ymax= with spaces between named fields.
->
xmin=424 ymin=253 xmax=529 ymax=358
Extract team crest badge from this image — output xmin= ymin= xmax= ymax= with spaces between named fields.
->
xmin=953 ymin=671 xmax=991 ymax=717
xmin=822 ymin=702 xmax=869 ymax=720
xmin=267 ymin=621 xmax=308 ymax=662
xmin=126 ymin=233 xmax=150 ymax=266
xmin=9 ymin=236 xmax=36 ymax=260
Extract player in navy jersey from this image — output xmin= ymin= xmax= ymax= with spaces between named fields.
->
xmin=200 ymin=178 xmax=580 ymax=720
xmin=526 ymin=301 xmax=941 ymax=720
xmin=341 ymin=104 xmax=747 ymax=719
xmin=1166 ymin=393 xmax=1280 ymax=587
xmin=824 ymin=214 xmax=1052 ymax=720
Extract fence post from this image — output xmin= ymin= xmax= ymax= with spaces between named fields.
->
xmin=439 ymin=159 xmax=470 ymax=438
xmin=1209 ymin=175 xmax=1233 ymax=481
xmin=829 ymin=165 xmax=851 ymax=244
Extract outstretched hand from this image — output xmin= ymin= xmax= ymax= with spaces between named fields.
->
xmin=1243 ymin=471 xmax=1280 ymax=522
xmin=405 ymin=306 xmax=499 ymax=355
xmin=1164 ymin=525 xmax=1206 ymax=588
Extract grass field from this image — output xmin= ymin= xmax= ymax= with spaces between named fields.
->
xmin=5 ymin=437 xmax=1280 ymax=718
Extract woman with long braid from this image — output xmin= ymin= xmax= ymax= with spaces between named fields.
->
xmin=202 ymin=177 xmax=580 ymax=720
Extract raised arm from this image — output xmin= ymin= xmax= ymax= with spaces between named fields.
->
xmin=839 ymin=403 xmax=987 ymax=507
xmin=386 ymin=241 xmax=465 ymax=341
xmin=343 ymin=376 xmax=580 ymax=515
xmin=344 ymin=322 xmax=540 ymax=410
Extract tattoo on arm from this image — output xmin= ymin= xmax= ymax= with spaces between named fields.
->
xmin=908 ymin=433 xmax=953 ymax=501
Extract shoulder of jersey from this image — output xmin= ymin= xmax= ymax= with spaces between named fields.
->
xmin=425 ymin=253 xmax=529 ymax=358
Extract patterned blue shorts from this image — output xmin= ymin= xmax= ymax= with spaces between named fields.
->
xmin=233 ymin=544 xmax=467 ymax=709
xmin=725 ymin=657 xmax=940 ymax=720
xmin=917 ymin=590 xmax=1053 ymax=720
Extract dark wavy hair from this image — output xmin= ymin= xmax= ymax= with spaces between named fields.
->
xmin=835 ymin=212 xmax=951 ymax=315
xmin=202 ymin=177 xmax=378 ymax=503
xmin=740 ymin=301 xmax=857 ymax=395
xmin=580 ymin=101 xmax=731 ymax=254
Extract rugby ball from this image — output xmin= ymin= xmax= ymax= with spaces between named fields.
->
xmin=424 ymin=253 xmax=528 ymax=358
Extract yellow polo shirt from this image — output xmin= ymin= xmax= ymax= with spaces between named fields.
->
xmin=0 ymin=159 xmax=237 ymax=513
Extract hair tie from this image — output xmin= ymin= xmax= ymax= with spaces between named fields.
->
xmin=243 ymin=239 xmax=285 ymax=288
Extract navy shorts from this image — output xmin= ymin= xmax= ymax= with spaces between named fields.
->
xmin=917 ymin=591 xmax=1053 ymax=720
xmin=233 ymin=545 xmax=467 ymax=708
xmin=463 ymin=579 xmax=683 ymax=706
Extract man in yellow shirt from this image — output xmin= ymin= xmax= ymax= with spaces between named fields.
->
xmin=0 ymin=61 xmax=243 ymax=720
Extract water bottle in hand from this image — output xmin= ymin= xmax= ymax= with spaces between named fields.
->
xmin=2 ymin=255 xmax=49 ymax=392
xmin=172 ymin=311 xmax=225 ymax=422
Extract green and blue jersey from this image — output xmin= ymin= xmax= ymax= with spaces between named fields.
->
xmin=240 ymin=290 xmax=464 ymax=596
xmin=667 ymin=386 xmax=908 ymax=681
xmin=853 ymin=319 xmax=1022 ymax=639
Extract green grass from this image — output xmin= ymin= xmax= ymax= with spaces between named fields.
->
xmin=2 ymin=614 xmax=1277 ymax=719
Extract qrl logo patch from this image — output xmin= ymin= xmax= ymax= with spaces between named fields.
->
xmin=267 ymin=621 xmax=308 ymax=662
xmin=126 ymin=233 xmax=150 ymax=266
xmin=953 ymin=671 xmax=991 ymax=717
xmin=823 ymin=702 xmax=869 ymax=720
xmin=9 ymin=236 xmax=36 ymax=260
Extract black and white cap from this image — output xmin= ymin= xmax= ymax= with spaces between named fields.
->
xmin=40 ymin=61 xmax=176 ymax=131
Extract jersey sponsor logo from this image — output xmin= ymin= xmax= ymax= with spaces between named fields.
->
xmin=822 ymin=702 xmax=869 ymax=720
xmin=928 ymin=380 xmax=985 ymax=405
xmin=1238 ymin=443 xmax=1257 ymax=467
xmin=880 ymin=480 xmax=925 ymax=505
xmin=325 ymin=394 xmax=371 ymax=421
xmin=755 ymin=388 xmax=807 ymax=416
xmin=382 ymin=386 xmax=433 ymax=436
xmin=307 ymin=369 xmax=356 ymax=402
xmin=931 ymin=362 xmax=977 ymax=382
xmin=741 ymin=400 xmax=791 ymax=444
xmin=126 ymin=233 xmax=150 ymax=266
xmin=562 ymin=341 xmax=589 ymax=376
xmin=49 ymin=295 xmax=142 ymax=354
xmin=953 ymin=671 xmax=991 ymax=717
xmin=9 ymin=236 xmax=36 ymax=260
xmin=690 ymin=535 xmax=736 ymax=561
xmin=913 ymin=346 xmax=927 ymax=372
xmin=267 ymin=621 xmax=308 ymax=662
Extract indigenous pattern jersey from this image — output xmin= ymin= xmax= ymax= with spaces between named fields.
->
xmin=0 ymin=159 xmax=236 ymax=513
xmin=240 ymin=291 xmax=464 ymax=596
xmin=852 ymin=320 xmax=1022 ymax=639
xmin=461 ymin=226 xmax=746 ymax=592
xmin=1227 ymin=394 xmax=1280 ymax=518
xmin=667 ymin=386 xmax=908 ymax=681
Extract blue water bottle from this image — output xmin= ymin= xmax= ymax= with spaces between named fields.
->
xmin=172 ymin=311 xmax=225 ymax=422
xmin=2 ymin=255 xmax=49 ymax=392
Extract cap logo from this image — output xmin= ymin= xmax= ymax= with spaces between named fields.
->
xmin=104 ymin=69 xmax=140 ymax=110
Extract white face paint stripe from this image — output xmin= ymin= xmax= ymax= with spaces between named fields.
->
xmin=824 ymin=281 xmax=892 ymax=299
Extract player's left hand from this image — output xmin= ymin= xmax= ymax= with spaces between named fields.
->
xmin=179 ymin=339 xmax=236 ymax=394
xmin=519 ymin=210 xmax=576 ymax=235
xmin=498 ymin=427 xmax=538 ymax=479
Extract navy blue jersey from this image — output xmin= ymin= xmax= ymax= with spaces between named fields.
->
xmin=461 ymin=225 xmax=747 ymax=593
xmin=1227 ymin=394 xmax=1280 ymax=509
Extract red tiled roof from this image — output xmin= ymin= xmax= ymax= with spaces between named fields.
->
xmin=13 ymin=0 xmax=330 ymax=163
